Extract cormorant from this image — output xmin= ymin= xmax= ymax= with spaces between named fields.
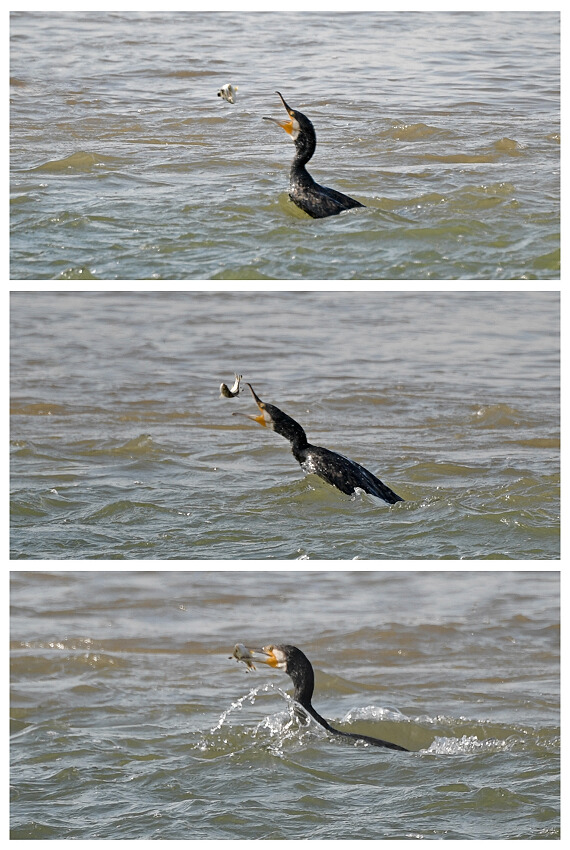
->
xmin=263 ymin=91 xmax=365 ymax=219
xmin=234 ymin=383 xmax=403 ymax=504
xmin=236 ymin=643 xmax=408 ymax=751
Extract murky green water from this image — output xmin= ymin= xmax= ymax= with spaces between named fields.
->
xmin=10 ymin=570 xmax=560 ymax=839
xmin=10 ymin=290 xmax=560 ymax=559
xmin=10 ymin=11 xmax=559 ymax=279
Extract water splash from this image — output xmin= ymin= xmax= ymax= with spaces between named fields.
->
xmin=210 ymin=682 xmax=295 ymax=734
xmin=342 ymin=705 xmax=408 ymax=724
xmin=203 ymin=683 xmax=329 ymax=757
xmin=424 ymin=735 xmax=509 ymax=755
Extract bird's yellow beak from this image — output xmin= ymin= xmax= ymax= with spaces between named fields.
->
xmin=245 ymin=383 xmax=269 ymax=427
xmin=236 ymin=645 xmax=280 ymax=667
xmin=263 ymin=91 xmax=298 ymax=137
xmin=263 ymin=116 xmax=295 ymax=135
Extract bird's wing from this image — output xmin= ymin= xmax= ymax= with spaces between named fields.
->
xmin=304 ymin=446 xmax=402 ymax=504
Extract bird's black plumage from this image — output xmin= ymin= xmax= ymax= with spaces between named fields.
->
xmin=236 ymin=384 xmax=403 ymax=504
xmin=263 ymin=92 xmax=365 ymax=219
xmin=243 ymin=644 xmax=408 ymax=751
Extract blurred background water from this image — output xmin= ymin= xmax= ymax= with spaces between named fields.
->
xmin=10 ymin=10 xmax=559 ymax=279
xmin=10 ymin=290 xmax=559 ymax=560
xmin=10 ymin=570 xmax=560 ymax=839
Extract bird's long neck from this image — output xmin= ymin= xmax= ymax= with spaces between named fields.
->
xmin=290 ymin=432 xmax=310 ymax=464
xmin=292 ymin=675 xmax=337 ymax=734
xmin=268 ymin=406 xmax=309 ymax=457
xmin=301 ymin=703 xmax=336 ymax=733
xmin=294 ymin=126 xmax=316 ymax=166
xmin=290 ymin=126 xmax=317 ymax=185
xmin=292 ymin=669 xmax=313 ymax=707
xmin=288 ymin=661 xmax=326 ymax=727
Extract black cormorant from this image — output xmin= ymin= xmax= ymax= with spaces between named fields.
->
xmin=238 ymin=644 xmax=408 ymax=751
xmin=263 ymin=92 xmax=365 ymax=219
xmin=235 ymin=383 xmax=403 ymax=504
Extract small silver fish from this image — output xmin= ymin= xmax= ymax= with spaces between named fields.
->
xmin=218 ymin=84 xmax=238 ymax=104
xmin=220 ymin=374 xmax=242 ymax=398
xmin=230 ymin=643 xmax=256 ymax=670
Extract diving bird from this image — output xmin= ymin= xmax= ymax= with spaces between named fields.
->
xmin=234 ymin=383 xmax=403 ymax=504
xmin=233 ymin=643 xmax=408 ymax=751
xmin=263 ymin=91 xmax=365 ymax=218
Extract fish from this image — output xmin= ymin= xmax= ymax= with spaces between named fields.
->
xmin=230 ymin=643 xmax=256 ymax=670
xmin=218 ymin=84 xmax=238 ymax=104
xmin=220 ymin=374 xmax=242 ymax=398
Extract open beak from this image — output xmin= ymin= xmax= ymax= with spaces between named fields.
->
xmin=232 ymin=644 xmax=281 ymax=670
xmin=250 ymin=646 xmax=280 ymax=666
xmin=232 ymin=383 xmax=270 ymax=427
xmin=263 ymin=91 xmax=297 ymax=136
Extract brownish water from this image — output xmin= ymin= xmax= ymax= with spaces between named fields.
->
xmin=10 ymin=290 xmax=560 ymax=560
xmin=10 ymin=570 xmax=560 ymax=839
xmin=10 ymin=11 xmax=559 ymax=279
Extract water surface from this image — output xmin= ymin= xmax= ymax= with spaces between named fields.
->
xmin=10 ymin=570 xmax=560 ymax=840
xmin=10 ymin=290 xmax=560 ymax=560
xmin=10 ymin=11 xmax=560 ymax=279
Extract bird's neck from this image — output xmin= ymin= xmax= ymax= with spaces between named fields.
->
xmin=294 ymin=696 xmax=336 ymax=735
xmin=290 ymin=163 xmax=316 ymax=195
xmin=290 ymin=435 xmax=310 ymax=463
xmin=277 ymin=418 xmax=309 ymax=456
xmin=292 ymin=132 xmax=316 ymax=170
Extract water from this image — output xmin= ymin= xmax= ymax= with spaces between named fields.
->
xmin=10 ymin=11 xmax=559 ymax=279
xmin=10 ymin=570 xmax=560 ymax=840
xmin=10 ymin=290 xmax=559 ymax=560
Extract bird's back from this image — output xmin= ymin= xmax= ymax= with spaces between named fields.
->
xmin=300 ymin=444 xmax=402 ymax=503
xmin=290 ymin=176 xmax=363 ymax=219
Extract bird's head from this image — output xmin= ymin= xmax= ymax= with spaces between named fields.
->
xmin=232 ymin=384 xmax=307 ymax=448
xmin=263 ymin=91 xmax=316 ymax=148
